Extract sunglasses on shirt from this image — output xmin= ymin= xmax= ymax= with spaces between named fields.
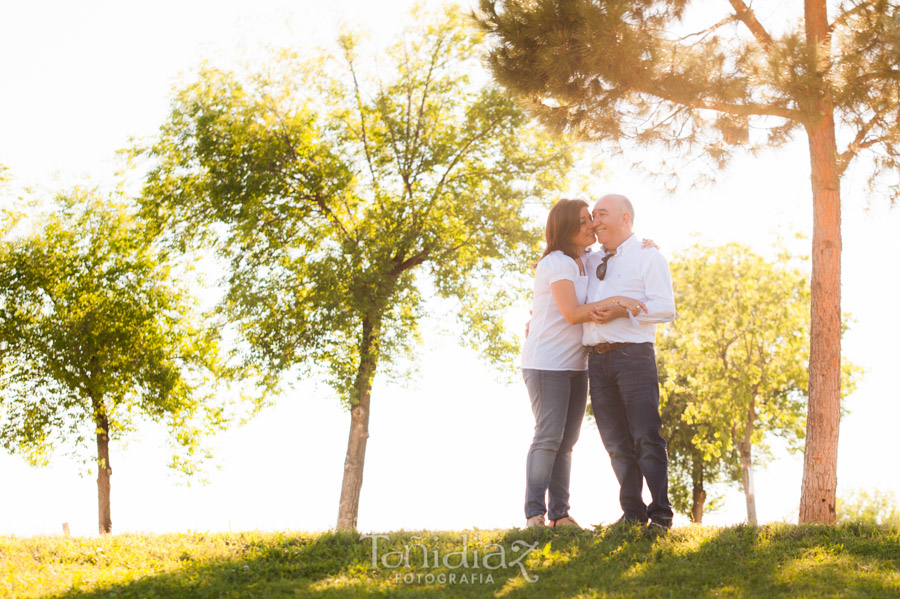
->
xmin=596 ymin=253 xmax=612 ymax=280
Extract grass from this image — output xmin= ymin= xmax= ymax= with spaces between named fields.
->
xmin=1 ymin=523 xmax=899 ymax=598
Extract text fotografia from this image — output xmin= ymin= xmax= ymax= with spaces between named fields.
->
xmin=362 ymin=534 xmax=540 ymax=584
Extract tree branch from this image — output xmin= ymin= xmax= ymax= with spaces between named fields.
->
xmin=376 ymin=80 xmax=416 ymax=205
xmin=671 ymin=14 xmax=739 ymax=42
xmin=422 ymin=113 xmax=509 ymax=224
xmin=629 ymin=84 xmax=801 ymax=121
xmin=405 ymin=34 xmax=445 ymax=235
xmin=854 ymin=69 xmax=900 ymax=86
xmin=838 ymin=112 xmax=892 ymax=172
xmin=343 ymin=48 xmax=383 ymax=220
xmin=408 ymin=34 xmax=445 ymax=179
xmin=281 ymin=174 xmax=354 ymax=242
xmin=263 ymin=103 xmax=356 ymax=243
xmin=727 ymin=0 xmax=773 ymax=48
xmin=697 ymin=98 xmax=797 ymax=120
xmin=402 ymin=42 xmax=415 ymax=180
xmin=829 ymin=0 xmax=876 ymax=34
xmin=445 ymin=232 xmax=476 ymax=256
xmin=306 ymin=191 xmax=351 ymax=240
xmin=854 ymin=135 xmax=892 ymax=152
xmin=391 ymin=246 xmax=433 ymax=275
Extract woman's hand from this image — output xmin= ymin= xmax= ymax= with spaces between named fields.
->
xmin=641 ymin=238 xmax=659 ymax=250
xmin=589 ymin=304 xmax=623 ymax=324
xmin=587 ymin=297 xmax=645 ymax=323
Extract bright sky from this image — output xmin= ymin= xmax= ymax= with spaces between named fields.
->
xmin=1 ymin=0 xmax=898 ymax=537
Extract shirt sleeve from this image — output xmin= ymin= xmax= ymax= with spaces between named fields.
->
xmin=636 ymin=250 xmax=676 ymax=323
xmin=540 ymin=252 xmax=578 ymax=285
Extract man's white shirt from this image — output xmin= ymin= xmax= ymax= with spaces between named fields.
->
xmin=582 ymin=234 xmax=676 ymax=345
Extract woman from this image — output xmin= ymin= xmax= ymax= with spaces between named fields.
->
xmin=521 ymin=198 xmax=645 ymax=529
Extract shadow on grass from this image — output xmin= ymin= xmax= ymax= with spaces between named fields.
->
xmin=499 ymin=522 xmax=900 ymax=599
xmin=46 ymin=524 xmax=900 ymax=599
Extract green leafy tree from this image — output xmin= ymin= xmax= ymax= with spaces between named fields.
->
xmin=477 ymin=0 xmax=900 ymax=523
xmin=658 ymin=242 xmax=859 ymax=524
xmin=837 ymin=488 xmax=900 ymax=527
xmin=0 ymin=189 xmax=230 ymax=534
xmin=137 ymin=6 xmax=574 ymax=530
xmin=589 ymin=341 xmax=734 ymax=523
xmin=657 ymin=351 xmax=734 ymax=524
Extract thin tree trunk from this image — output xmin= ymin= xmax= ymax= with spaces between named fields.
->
xmin=95 ymin=407 xmax=112 ymax=535
xmin=738 ymin=440 xmax=757 ymax=525
xmin=690 ymin=459 xmax=706 ymax=524
xmin=336 ymin=316 xmax=382 ymax=531
xmin=736 ymin=394 xmax=759 ymax=525
xmin=799 ymin=0 xmax=842 ymax=525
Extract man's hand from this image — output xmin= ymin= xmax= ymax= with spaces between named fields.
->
xmin=590 ymin=304 xmax=628 ymax=324
xmin=621 ymin=299 xmax=647 ymax=316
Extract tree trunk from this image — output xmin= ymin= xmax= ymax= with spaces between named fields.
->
xmin=738 ymin=440 xmax=757 ymax=525
xmin=690 ymin=460 xmax=706 ymax=524
xmin=336 ymin=316 xmax=382 ymax=531
xmin=95 ymin=408 xmax=112 ymax=535
xmin=736 ymin=393 xmax=759 ymax=525
xmin=799 ymin=0 xmax=842 ymax=525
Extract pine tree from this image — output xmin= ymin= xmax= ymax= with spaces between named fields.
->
xmin=478 ymin=0 xmax=900 ymax=524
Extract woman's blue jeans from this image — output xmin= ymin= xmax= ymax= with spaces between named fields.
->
xmin=522 ymin=368 xmax=588 ymax=520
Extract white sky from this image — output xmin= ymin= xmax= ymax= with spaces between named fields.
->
xmin=1 ymin=0 xmax=898 ymax=536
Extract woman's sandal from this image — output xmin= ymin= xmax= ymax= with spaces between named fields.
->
xmin=525 ymin=514 xmax=546 ymax=528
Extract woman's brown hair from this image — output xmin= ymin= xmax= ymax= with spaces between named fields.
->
xmin=540 ymin=198 xmax=589 ymax=261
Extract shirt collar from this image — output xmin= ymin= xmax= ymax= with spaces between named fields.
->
xmin=603 ymin=234 xmax=638 ymax=256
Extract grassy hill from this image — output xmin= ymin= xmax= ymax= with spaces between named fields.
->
xmin=2 ymin=523 xmax=898 ymax=598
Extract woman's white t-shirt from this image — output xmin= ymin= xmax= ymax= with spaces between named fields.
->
xmin=521 ymin=250 xmax=589 ymax=371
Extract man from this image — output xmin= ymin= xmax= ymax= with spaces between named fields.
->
xmin=584 ymin=193 xmax=676 ymax=529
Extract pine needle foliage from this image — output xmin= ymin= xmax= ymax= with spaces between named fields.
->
xmin=477 ymin=0 xmax=900 ymax=195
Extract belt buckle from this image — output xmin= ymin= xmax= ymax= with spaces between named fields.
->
xmin=590 ymin=342 xmax=629 ymax=355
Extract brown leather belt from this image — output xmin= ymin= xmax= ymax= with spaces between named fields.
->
xmin=585 ymin=342 xmax=632 ymax=355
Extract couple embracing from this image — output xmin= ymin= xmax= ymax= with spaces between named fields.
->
xmin=521 ymin=194 xmax=676 ymax=531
